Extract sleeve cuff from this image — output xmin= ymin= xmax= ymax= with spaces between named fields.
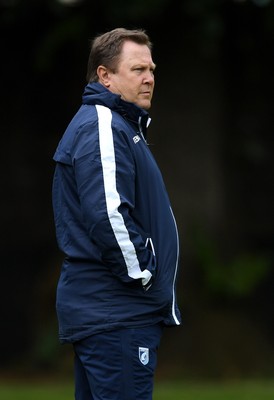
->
xmin=141 ymin=269 xmax=153 ymax=291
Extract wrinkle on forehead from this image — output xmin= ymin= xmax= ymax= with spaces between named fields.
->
xmin=119 ymin=41 xmax=155 ymax=69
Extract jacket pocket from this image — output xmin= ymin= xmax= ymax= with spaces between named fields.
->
xmin=145 ymin=237 xmax=156 ymax=256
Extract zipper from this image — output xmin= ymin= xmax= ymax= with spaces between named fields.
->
xmin=138 ymin=116 xmax=147 ymax=143
xmin=170 ymin=206 xmax=181 ymax=325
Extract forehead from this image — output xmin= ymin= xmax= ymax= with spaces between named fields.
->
xmin=119 ymin=41 xmax=154 ymax=66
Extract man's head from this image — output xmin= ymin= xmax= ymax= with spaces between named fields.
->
xmin=86 ymin=28 xmax=156 ymax=110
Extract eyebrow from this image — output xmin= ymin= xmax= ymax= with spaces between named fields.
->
xmin=132 ymin=62 xmax=156 ymax=70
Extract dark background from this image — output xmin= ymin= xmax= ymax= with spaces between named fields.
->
xmin=1 ymin=0 xmax=273 ymax=381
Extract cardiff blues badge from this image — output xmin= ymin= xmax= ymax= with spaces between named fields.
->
xmin=139 ymin=347 xmax=149 ymax=365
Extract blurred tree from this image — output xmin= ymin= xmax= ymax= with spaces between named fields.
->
xmin=0 ymin=0 xmax=273 ymax=377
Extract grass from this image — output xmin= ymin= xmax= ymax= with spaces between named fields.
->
xmin=0 ymin=381 xmax=274 ymax=400
xmin=0 ymin=380 xmax=274 ymax=399
xmin=155 ymin=381 xmax=274 ymax=400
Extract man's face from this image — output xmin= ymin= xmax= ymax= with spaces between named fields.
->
xmin=105 ymin=41 xmax=156 ymax=110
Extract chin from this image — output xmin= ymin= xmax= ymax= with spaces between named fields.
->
xmin=140 ymin=101 xmax=151 ymax=110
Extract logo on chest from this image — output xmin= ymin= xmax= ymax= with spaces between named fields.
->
xmin=133 ymin=135 xmax=141 ymax=144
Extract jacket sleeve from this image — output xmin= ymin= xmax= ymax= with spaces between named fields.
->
xmin=72 ymin=106 xmax=156 ymax=289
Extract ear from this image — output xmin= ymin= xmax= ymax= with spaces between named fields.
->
xmin=97 ymin=65 xmax=111 ymax=87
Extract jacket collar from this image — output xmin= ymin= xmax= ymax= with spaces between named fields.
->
xmin=82 ymin=82 xmax=151 ymax=137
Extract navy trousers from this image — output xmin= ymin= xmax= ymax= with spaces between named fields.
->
xmin=73 ymin=324 xmax=163 ymax=400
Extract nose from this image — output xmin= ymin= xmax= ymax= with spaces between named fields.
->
xmin=143 ymin=71 xmax=154 ymax=85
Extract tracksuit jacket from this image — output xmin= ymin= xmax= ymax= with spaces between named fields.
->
xmin=52 ymin=82 xmax=181 ymax=343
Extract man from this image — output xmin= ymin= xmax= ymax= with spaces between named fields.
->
xmin=52 ymin=27 xmax=181 ymax=400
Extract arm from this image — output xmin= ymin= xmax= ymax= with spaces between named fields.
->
xmin=73 ymin=106 xmax=156 ymax=289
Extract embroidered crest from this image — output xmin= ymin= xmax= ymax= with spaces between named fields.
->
xmin=133 ymin=135 xmax=141 ymax=144
xmin=139 ymin=347 xmax=149 ymax=365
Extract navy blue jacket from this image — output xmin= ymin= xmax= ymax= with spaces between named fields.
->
xmin=52 ymin=82 xmax=181 ymax=343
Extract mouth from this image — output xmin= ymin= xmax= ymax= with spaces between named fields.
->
xmin=141 ymin=92 xmax=151 ymax=97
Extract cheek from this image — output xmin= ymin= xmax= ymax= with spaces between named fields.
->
xmin=123 ymin=82 xmax=138 ymax=97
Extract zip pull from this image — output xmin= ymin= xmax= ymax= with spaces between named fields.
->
xmin=138 ymin=116 xmax=147 ymax=143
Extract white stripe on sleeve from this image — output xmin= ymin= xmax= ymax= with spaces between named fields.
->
xmin=96 ymin=105 xmax=151 ymax=284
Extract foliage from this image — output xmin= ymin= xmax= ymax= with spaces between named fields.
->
xmin=193 ymin=231 xmax=271 ymax=298
xmin=0 ymin=0 xmax=273 ymax=377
